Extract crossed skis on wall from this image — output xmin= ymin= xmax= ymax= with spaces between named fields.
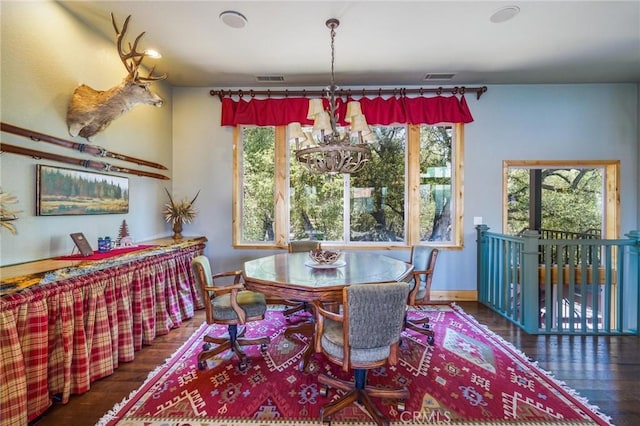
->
xmin=1 ymin=122 xmax=169 ymax=180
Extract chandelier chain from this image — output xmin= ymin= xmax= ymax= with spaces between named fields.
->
xmin=330 ymin=23 xmax=336 ymax=89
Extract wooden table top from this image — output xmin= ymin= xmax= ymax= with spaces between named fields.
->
xmin=243 ymin=252 xmax=413 ymax=302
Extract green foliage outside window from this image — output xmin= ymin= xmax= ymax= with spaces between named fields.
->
xmin=506 ymin=167 xmax=603 ymax=236
xmin=238 ymin=123 xmax=461 ymax=247
xmin=419 ymin=126 xmax=453 ymax=241
xmin=350 ymin=127 xmax=406 ymax=242
xmin=241 ymin=127 xmax=275 ymax=241
xmin=289 ymin=154 xmax=344 ymax=241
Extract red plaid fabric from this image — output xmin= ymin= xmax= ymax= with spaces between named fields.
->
xmin=0 ymin=242 xmax=205 ymax=426
xmin=0 ymin=301 xmax=30 ymax=426
xmin=17 ymin=289 xmax=51 ymax=420
xmin=112 ymin=266 xmax=135 ymax=363
xmin=46 ymin=288 xmax=75 ymax=400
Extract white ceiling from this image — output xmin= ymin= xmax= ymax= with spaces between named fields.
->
xmin=58 ymin=1 xmax=640 ymax=88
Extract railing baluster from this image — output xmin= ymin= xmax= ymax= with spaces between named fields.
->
xmin=592 ymin=245 xmax=616 ymax=333
xmin=591 ymin=246 xmax=601 ymax=332
xmin=556 ymin=244 xmax=565 ymax=331
xmin=509 ymin=240 xmax=519 ymax=321
xmin=544 ymin=246 xmax=553 ymax=332
xmin=579 ymin=245 xmax=589 ymax=332
xmin=568 ymin=245 xmax=576 ymax=332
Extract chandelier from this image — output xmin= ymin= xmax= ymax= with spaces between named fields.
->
xmin=288 ymin=18 xmax=373 ymax=175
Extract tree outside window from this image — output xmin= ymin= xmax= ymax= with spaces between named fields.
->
xmin=235 ymin=123 xmax=464 ymax=249
xmin=239 ymin=126 xmax=276 ymax=242
xmin=503 ymin=160 xmax=619 ymax=240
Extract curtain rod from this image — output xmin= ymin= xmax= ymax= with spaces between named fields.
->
xmin=210 ymin=86 xmax=488 ymax=101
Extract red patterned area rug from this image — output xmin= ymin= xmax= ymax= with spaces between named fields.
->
xmin=97 ymin=304 xmax=611 ymax=425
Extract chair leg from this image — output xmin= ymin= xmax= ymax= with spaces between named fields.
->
xmin=318 ymin=372 xmax=353 ymax=393
xmin=283 ymin=301 xmax=308 ymax=317
xmin=405 ymin=319 xmax=434 ymax=335
xmin=320 ymin=389 xmax=359 ymax=422
xmin=198 ymin=336 xmax=232 ymax=368
xmin=405 ymin=311 xmax=435 ymax=345
xmin=198 ymin=324 xmax=270 ymax=371
xmin=357 ymin=389 xmax=390 ymax=426
xmin=284 ymin=320 xmax=315 ymax=371
xmin=318 ymin=369 xmax=404 ymax=426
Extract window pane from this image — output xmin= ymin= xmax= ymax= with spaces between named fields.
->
xmin=506 ymin=168 xmax=530 ymax=235
xmin=506 ymin=167 xmax=603 ymax=237
xmin=289 ymin=138 xmax=344 ymax=242
xmin=419 ymin=125 xmax=453 ymax=242
xmin=241 ymin=126 xmax=275 ymax=242
xmin=350 ymin=126 xmax=406 ymax=242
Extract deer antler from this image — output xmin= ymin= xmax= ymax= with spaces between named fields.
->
xmin=111 ymin=13 xmax=167 ymax=82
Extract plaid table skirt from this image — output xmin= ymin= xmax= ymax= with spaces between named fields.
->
xmin=0 ymin=243 xmax=205 ymax=426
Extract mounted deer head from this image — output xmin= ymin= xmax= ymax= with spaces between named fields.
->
xmin=66 ymin=13 xmax=167 ymax=141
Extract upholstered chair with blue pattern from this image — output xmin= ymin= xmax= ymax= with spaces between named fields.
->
xmin=191 ymin=255 xmax=270 ymax=371
xmin=313 ymin=282 xmax=410 ymax=426
xmin=405 ymin=246 xmax=439 ymax=345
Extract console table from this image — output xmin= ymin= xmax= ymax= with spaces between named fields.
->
xmin=0 ymin=237 xmax=207 ymax=426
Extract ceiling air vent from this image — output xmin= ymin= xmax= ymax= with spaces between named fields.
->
xmin=255 ymin=75 xmax=285 ymax=82
xmin=423 ymin=73 xmax=456 ymax=81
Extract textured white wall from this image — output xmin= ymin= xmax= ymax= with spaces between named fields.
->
xmin=172 ymin=84 xmax=639 ymax=290
xmin=1 ymin=1 xmax=173 ymax=265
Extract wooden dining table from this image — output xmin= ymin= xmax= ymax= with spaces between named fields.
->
xmin=243 ymin=251 xmax=414 ymax=369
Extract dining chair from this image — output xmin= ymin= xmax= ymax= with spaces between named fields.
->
xmin=191 ymin=255 xmax=270 ymax=371
xmin=405 ymin=246 xmax=439 ymax=345
xmin=313 ymin=282 xmax=410 ymax=426
xmin=282 ymin=240 xmax=321 ymax=319
xmin=288 ymin=240 xmax=321 ymax=253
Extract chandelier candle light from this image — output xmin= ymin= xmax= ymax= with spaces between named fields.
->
xmin=288 ymin=18 xmax=373 ymax=175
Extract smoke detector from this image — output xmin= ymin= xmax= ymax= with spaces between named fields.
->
xmin=219 ymin=11 xmax=248 ymax=28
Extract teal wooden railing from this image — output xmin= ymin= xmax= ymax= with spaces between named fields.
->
xmin=477 ymin=226 xmax=640 ymax=335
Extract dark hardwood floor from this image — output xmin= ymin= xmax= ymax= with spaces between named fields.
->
xmin=31 ymin=302 xmax=640 ymax=426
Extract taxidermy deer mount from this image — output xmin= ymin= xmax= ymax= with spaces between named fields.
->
xmin=66 ymin=13 xmax=167 ymax=141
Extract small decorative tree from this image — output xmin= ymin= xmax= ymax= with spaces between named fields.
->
xmin=117 ymin=219 xmax=130 ymax=244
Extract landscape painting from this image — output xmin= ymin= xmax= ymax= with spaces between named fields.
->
xmin=36 ymin=165 xmax=129 ymax=216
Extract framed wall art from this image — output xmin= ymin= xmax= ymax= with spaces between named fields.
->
xmin=36 ymin=165 xmax=129 ymax=216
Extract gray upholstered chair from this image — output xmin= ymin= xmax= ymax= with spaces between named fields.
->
xmin=405 ymin=246 xmax=439 ymax=345
xmin=282 ymin=240 xmax=321 ymax=319
xmin=288 ymin=240 xmax=321 ymax=253
xmin=313 ymin=282 xmax=410 ymax=426
xmin=191 ymin=255 xmax=270 ymax=371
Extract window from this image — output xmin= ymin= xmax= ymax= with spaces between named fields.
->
xmin=234 ymin=123 xmax=464 ymax=249
xmin=502 ymin=160 xmax=620 ymax=239
xmin=236 ymin=126 xmax=276 ymax=242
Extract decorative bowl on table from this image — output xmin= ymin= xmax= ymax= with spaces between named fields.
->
xmin=309 ymin=249 xmax=341 ymax=265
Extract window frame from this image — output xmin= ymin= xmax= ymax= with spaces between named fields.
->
xmin=233 ymin=123 xmax=465 ymax=250
xmin=501 ymin=160 xmax=620 ymax=239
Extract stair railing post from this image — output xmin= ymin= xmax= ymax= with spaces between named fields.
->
xmin=625 ymin=230 xmax=640 ymax=334
xmin=476 ymin=225 xmax=490 ymax=305
xmin=521 ymin=229 xmax=541 ymax=333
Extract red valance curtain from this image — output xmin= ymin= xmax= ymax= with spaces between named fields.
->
xmin=220 ymin=95 xmax=474 ymax=126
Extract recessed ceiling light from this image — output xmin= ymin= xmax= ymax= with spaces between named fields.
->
xmin=490 ymin=5 xmax=520 ymax=23
xmin=144 ymin=49 xmax=162 ymax=59
xmin=219 ymin=10 xmax=248 ymax=29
